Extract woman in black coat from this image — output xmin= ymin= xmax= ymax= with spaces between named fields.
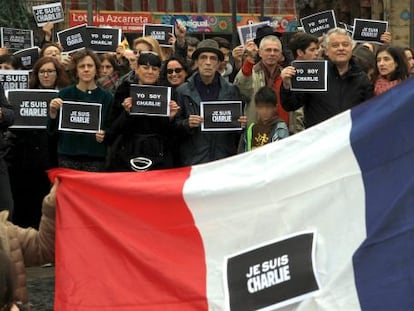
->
xmin=107 ymin=52 xmax=179 ymax=171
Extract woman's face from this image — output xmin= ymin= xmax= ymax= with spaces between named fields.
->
xmin=76 ymin=56 xmax=97 ymax=84
xmin=404 ymin=50 xmax=414 ymax=74
xmin=166 ymin=60 xmax=186 ymax=86
xmin=99 ymin=59 xmax=114 ymax=77
xmin=136 ymin=63 xmax=160 ymax=85
xmin=38 ymin=62 xmax=57 ymax=89
xmin=376 ymin=50 xmax=397 ymax=79
xmin=43 ymin=46 xmax=62 ymax=62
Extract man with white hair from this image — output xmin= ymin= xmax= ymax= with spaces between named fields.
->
xmin=280 ymin=28 xmax=374 ymax=128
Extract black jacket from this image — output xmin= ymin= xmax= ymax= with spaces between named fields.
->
xmin=0 ymin=83 xmax=14 ymax=157
xmin=281 ymin=59 xmax=374 ymax=128
xmin=175 ymin=72 xmax=243 ymax=166
xmin=108 ymin=73 xmax=175 ymax=171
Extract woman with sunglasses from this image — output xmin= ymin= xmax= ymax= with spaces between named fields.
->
xmin=107 ymin=52 xmax=179 ymax=171
xmin=160 ymin=56 xmax=189 ymax=91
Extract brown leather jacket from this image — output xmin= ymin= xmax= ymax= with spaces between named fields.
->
xmin=0 ymin=193 xmax=55 ymax=308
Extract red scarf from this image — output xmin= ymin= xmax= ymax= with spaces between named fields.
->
xmin=374 ymin=76 xmax=400 ymax=96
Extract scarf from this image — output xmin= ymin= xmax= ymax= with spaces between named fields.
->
xmin=374 ymin=76 xmax=400 ymax=96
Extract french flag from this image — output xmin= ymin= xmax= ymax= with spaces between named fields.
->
xmin=51 ymin=78 xmax=414 ymax=310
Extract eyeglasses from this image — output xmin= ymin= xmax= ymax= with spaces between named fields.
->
xmin=134 ymin=50 xmax=159 ymax=56
xmin=167 ymin=68 xmax=184 ymax=74
xmin=39 ymin=69 xmax=57 ymax=75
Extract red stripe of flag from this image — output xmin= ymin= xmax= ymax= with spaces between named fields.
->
xmin=51 ymin=168 xmax=208 ymax=310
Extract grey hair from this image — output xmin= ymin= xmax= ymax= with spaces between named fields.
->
xmin=259 ymin=35 xmax=283 ymax=51
xmin=323 ymin=28 xmax=353 ymax=47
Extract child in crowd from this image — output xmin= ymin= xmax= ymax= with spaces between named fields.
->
xmin=239 ymin=86 xmax=289 ymax=152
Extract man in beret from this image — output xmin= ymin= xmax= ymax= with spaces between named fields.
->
xmin=175 ymin=39 xmax=247 ymax=166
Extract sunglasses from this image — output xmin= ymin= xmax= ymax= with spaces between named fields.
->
xmin=134 ymin=50 xmax=159 ymax=56
xmin=167 ymin=68 xmax=184 ymax=74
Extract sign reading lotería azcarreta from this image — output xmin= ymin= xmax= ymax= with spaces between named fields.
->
xmin=69 ymin=10 xmax=297 ymax=34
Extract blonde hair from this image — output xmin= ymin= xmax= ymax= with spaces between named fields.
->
xmin=133 ymin=36 xmax=166 ymax=61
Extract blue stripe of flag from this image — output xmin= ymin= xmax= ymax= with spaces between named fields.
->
xmin=350 ymin=78 xmax=414 ymax=310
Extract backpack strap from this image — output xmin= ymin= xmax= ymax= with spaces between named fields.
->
xmin=246 ymin=122 xmax=255 ymax=151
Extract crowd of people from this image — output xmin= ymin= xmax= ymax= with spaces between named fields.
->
xmin=0 ymin=19 xmax=413 ymax=308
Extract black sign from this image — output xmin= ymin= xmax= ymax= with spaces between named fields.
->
xmin=130 ymin=84 xmax=171 ymax=116
xmin=57 ymin=24 xmax=87 ymax=53
xmin=291 ymin=60 xmax=327 ymax=92
xmin=0 ymin=28 xmax=34 ymax=51
xmin=59 ymin=101 xmax=102 ymax=133
xmin=0 ymin=70 xmax=30 ymax=91
xmin=237 ymin=21 xmax=270 ymax=46
xmin=7 ymin=89 xmax=58 ymax=129
xmin=13 ymin=47 xmax=40 ymax=70
xmin=200 ymin=101 xmax=242 ymax=131
xmin=32 ymin=2 xmax=64 ymax=27
xmin=225 ymin=232 xmax=319 ymax=311
xmin=143 ymin=24 xmax=174 ymax=47
xmin=352 ymin=18 xmax=388 ymax=44
xmin=86 ymin=26 xmax=121 ymax=53
xmin=300 ymin=10 xmax=337 ymax=37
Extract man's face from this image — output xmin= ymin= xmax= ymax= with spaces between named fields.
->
xmin=258 ymin=39 xmax=282 ymax=67
xmin=187 ymin=45 xmax=197 ymax=61
xmin=325 ymin=33 xmax=353 ymax=66
xmin=218 ymin=47 xmax=230 ymax=71
xmin=297 ymin=42 xmax=319 ymax=60
xmin=196 ymin=52 xmax=220 ymax=79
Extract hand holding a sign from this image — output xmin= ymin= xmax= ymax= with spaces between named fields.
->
xmin=380 ymin=31 xmax=392 ymax=45
xmin=281 ymin=66 xmax=296 ymax=89
xmin=121 ymin=97 xmax=133 ymax=113
xmin=49 ymin=97 xmax=63 ymax=119
xmin=245 ymin=40 xmax=258 ymax=61
xmin=238 ymin=115 xmax=248 ymax=128
xmin=188 ymin=115 xmax=203 ymax=128
xmin=232 ymin=45 xmax=244 ymax=69
xmin=42 ymin=22 xmax=54 ymax=42
xmin=169 ymin=100 xmax=180 ymax=120
xmin=96 ymin=130 xmax=105 ymax=143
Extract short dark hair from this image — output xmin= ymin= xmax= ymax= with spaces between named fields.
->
xmin=211 ymin=36 xmax=231 ymax=50
xmin=0 ymin=54 xmax=21 ymax=69
xmin=254 ymin=86 xmax=278 ymax=106
xmin=98 ymin=53 xmax=121 ymax=73
xmin=71 ymin=49 xmax=101 ymax=79
xmin=186 ymin=36 xmax=200 ymax=47
xmin=137 ymin=51 xmax=161 ymax=68
xmin=288 ymin=32 xmax=319 ymax=59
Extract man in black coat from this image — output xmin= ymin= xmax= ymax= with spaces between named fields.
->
xmin=175 ymin=39 xmax=247 ymax=166
xmin=280 ymin=28 xmax=374 ymax=128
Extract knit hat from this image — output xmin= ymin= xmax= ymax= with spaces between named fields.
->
xmin=192 ymin=39 xmax=224 ymax=62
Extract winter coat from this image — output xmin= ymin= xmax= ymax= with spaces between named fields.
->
xmin=0 ymin=194 xmax=55 ymax=309
xmin=175 ymin=72 xmax=243 ymax=166
xmin=280 ymin=59 xmax=374 ymax=128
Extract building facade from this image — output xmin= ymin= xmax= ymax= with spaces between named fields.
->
xmin=27 ymin=0 xmax=411 ymax=47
